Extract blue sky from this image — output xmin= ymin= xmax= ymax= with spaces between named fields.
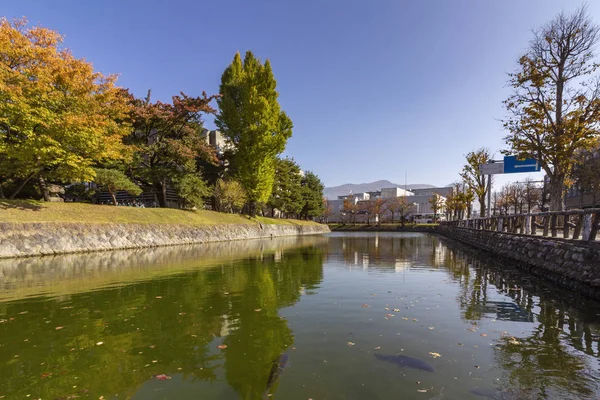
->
xmin=4 ymin=0 xmax=598 ymax=189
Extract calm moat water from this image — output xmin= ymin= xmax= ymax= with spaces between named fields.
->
xmin=1 ymin=232 xmax=600 ymax=400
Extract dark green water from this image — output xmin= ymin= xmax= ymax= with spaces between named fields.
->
xmin=1 ymin=232 xmax=599 ymax=400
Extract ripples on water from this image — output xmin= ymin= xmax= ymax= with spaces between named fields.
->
xmin=0 ymin=232 xmax=599 ymax=399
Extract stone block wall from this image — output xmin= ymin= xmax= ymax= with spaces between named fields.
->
xmin=437 ymin=226 xmax=600 ymax=299
xmin=0 ymin=222 xmax=330 ymax=259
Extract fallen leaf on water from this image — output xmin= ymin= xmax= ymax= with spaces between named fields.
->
xmin=384 ymin=307 xmax=390 ymax=311
xmin=217 ymin=344 xmax=227 ymax=349
xmin=19 ymin=311 xmax=28 ymax=315
xmin=412 ymin=318 xmax=418 ymax=322
xmin=254 ymin=309 xmax=262 ymax=312
xmin=374 ymin=346 xmax=381 ymax=350
xmin=457 ymin=343 xmax=463 ymax=346
xmin=155 ymin=296 xmax=162 ymax=299
xmin=474 ymin=365 xmax=480 ymax=369
xmin=155 ymin=374 xmax=171 ymax=380
xmin=96 ymin=342 xmax=103 ymax=346
xmin=428 ymin=327 xmax=435 ymax=330
xmin=428 ymin=352 xmax=441 ymax=358
xmin=402 ymin=317 xmax=408 ymax=321
xmin=55 ymin=326 xmax=64 ymax=330
xmin=393 ymin=309 xmax=400 ymax=312
xmin=149 ymin=345 xmax=156 ymax=349
xmin=385 ymin=313 xmax=394 ymax=318
xmin=361 ymin=304 xmax=371 ymax=308
xmin=508 ymin=337 xmax=520 ymax=345
xmin=468 ymin=328 xmax=476 ymax=332
xmin=347 ymin=342 xmax=355 ymax=347
xmin=417 ymin=389 xmax=428 ymax=392
xmin=480 ymin=333 xmax=488 ymax=337
xmin=152 ymin=360 xmax=158 ymax=363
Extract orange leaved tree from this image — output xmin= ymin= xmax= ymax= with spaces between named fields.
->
xmin=0 ymin=18 xmax=131 ymax=200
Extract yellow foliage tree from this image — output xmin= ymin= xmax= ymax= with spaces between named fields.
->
xmin=0 ymin=18 xmax=131 ymax=199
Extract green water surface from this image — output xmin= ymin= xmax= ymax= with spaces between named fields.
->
xmin=0 ymin=232 xmax=599 ymax=399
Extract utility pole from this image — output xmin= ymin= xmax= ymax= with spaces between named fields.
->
xmin=487 ymin=174 xmax=492 ymax=217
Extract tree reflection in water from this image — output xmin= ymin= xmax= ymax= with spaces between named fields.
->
xmin=436 ymin=237 xmax=600 ymax=399
xmin=0 ymin=239 xmax=325 ymax=400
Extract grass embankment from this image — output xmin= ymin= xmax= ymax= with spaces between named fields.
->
xmin=0 ymin=200 xmax=319 ymax=226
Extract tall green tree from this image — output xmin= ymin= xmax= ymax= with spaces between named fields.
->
xmin=216 ymin=51 xmax=293 ymax=216
xmin=267 ymin=157 xmax=303 ymax=218
xmin=127 ymin=90 xmax=218 ymax=207
xmin=460 ymin=148 xmax=492 ymax=217
xmin=300 ymin=171 xmax=325 ymax=220
xmin=503 ymin=6 xmax=600 ymax=211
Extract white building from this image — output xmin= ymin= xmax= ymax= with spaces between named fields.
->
xmin=381 ymin=187 xmax=414 ymax=198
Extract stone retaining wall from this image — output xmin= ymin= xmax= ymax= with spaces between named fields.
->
xmin=0 ymin=222 xmax=330 ymax=259
xmin=437 ymin=226 xmax=600 ymax=300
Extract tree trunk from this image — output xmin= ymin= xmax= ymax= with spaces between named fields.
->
xmin=156 ymin=181 xmax=168 ymax=208
xmin=9 ymin=174 xmax=34 ymax=199
xmin=390 ymin=212 xmax=394 ymax=224
xmin=110 ymin=191 xmax=118 ymax=206
xmin=0 ymin=182 xmax=4 ymax=199
xmin=248 ymin=201 xmax=257 ymax=217
xmin=548 ymin=175 xmax=565 ymax=211
xmin=479 ymin=197 xmax=486 ymax=218
xmin=38 ymin=176 xmax=51 ymax=202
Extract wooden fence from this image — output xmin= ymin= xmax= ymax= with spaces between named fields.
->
xmin=441 ymin=209 xmax=600 ymax=242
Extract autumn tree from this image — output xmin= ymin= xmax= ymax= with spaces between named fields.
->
xmin=216 ymin=51 xmax=293 ymax=216
xmin=461 ymin=148 xmax=492 ymax=217
xmin=127 ymin=90 xmax=218 ymax=208
xmin=428 ymin=194 xmax=444 ymax=223
xmin=497 ymin=184 xmax=515 ymax=215
xmin=371 ymin=198 xmax=387 ymax=224
xmin=571 ymin=147 xmax=600 ymax=207
xmin=510 ymin=182 xmax=526 ymax=214
xmin=503 ymin=6 xmax=600 ymax=211
xmin=523 ymin=177 xmax=542 ymax=212
xmin=214 ymin=179 xmax=247 ymax=213
xmin=321 ymin=198 xmax=333 ymax=223
xmin=0 ymin=18 xmax=131 ymax=200
xmin=342 ymin=195 xmax=358 ymax=224
xmin=93 ymin=168 xmax=142 ymax=206
xmin=299 ymin=171 xmax=325 ymax=220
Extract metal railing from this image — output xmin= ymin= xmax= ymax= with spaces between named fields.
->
xmin=441 ymin=209 xmax=600 ymax=242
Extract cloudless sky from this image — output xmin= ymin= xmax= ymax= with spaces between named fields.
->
xmin=5 ymin=0 xmax=600 ymax=189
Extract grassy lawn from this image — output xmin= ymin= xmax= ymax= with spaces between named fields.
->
xmin=0 ymin=200 xmax=320 ymax=226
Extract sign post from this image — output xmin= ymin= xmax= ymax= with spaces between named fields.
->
xmin=503 ymin=156 xmax=541 ymax=173
xmin=480 ymin=161 xmax=503 ymax=217
xmin=480 ymin=156 xmax=541 ymax=217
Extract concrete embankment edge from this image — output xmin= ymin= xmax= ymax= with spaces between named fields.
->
xmin=436 ymin=226 xmax=600 ymax=301
xmin=0 ymin=222 xmax=330 ymax=259
xmin=331 ymin=224 xmax=600 ymax=300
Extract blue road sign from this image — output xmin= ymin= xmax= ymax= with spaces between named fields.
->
xmin=503 ymin=156 xmax=541 ymax=174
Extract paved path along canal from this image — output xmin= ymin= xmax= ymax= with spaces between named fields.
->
xmin=0 ymin=232 xmax=599 ymax=399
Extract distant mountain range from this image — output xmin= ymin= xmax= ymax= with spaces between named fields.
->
xmin=324 ymin=180 xmax=437 ymax=200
